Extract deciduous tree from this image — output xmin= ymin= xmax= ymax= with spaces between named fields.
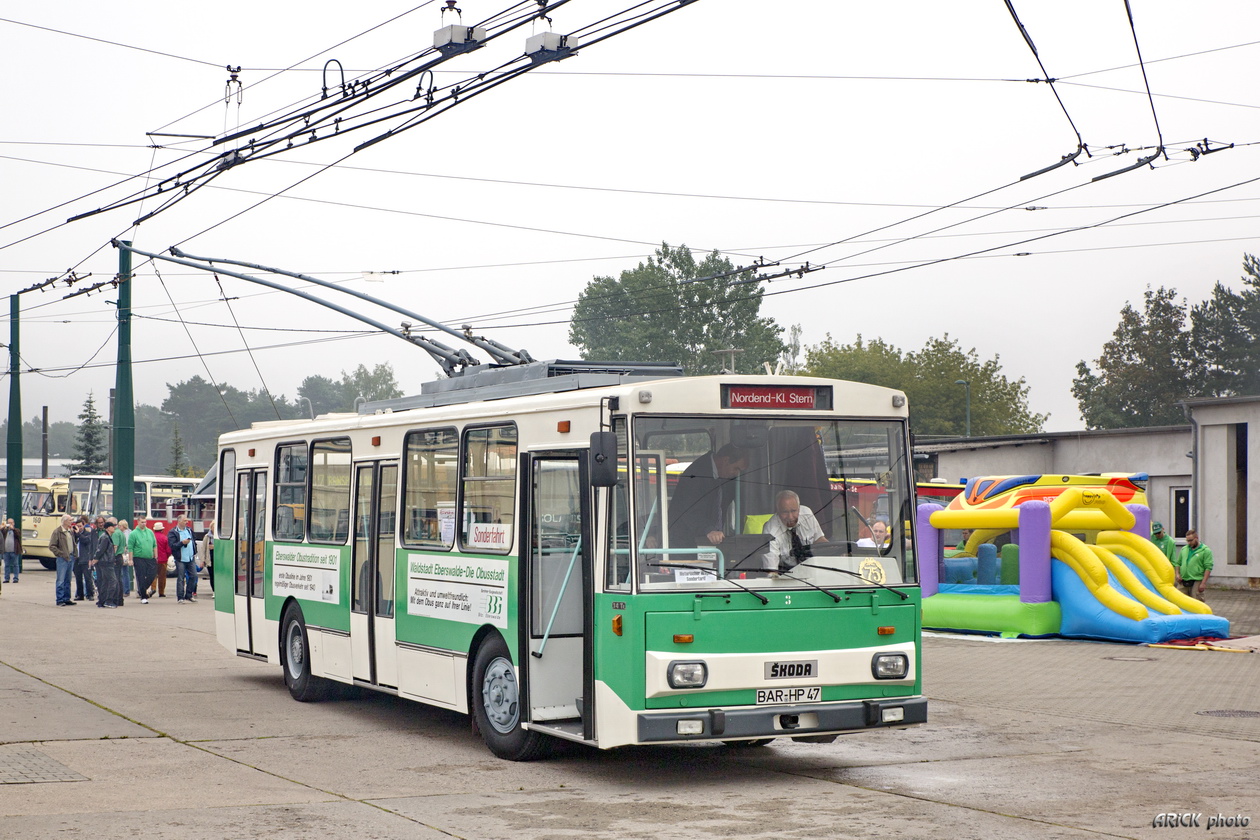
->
xmin=803 ymin=334 xmax=1046 ymax=436
xmin=340 ymin=363 xmax=402 ymax=405
xmin=569 ymin=243 xmax=784 ymax=374
xmin=297 ymin=375 xmax=344 ymax=416
xmin=1073 ymin=287 xmax=1199 ymax=429
xmin=162 ymin=377 xmax=299 ymax=469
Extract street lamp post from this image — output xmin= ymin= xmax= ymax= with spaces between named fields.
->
xmin=954 ymin=379 xmax=971 ymax=437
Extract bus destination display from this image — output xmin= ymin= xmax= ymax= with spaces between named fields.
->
xmin=721 ymin=384 xmax=833 ymax=410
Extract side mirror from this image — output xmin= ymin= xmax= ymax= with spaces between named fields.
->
xmin=589 ymin=431 xmax=619 ymax=488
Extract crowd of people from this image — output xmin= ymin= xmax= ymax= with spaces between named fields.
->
xmin=46 ymin=514 xmax=213 ymax=608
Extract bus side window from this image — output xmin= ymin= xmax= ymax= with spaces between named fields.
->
xmin=310 ymin=437 xmax=352 ymax=544
xmin=460 ymin=425 xmax=516 ymax=554
xmin=274 ymin=443 xmax=308 ymax=542
xmin=402 ymin=427 xmax=458 ymax=549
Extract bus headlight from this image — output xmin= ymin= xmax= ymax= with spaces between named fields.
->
xmin=667 ymin=661 xmax=708 ymax=689
xmin=871 ymin=653 xmax=909 ymax=680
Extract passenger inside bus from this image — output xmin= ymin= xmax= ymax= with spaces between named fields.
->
xmin=665 ymin=444 xmax=749 ymax=548
xmin=856 ymin=519 xmax=889 ymax=548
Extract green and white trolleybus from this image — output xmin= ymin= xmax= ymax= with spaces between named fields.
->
xmin=211 ymin=361 xmax=925 ymax=759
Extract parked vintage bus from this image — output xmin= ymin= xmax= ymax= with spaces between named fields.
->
xmin=20 ymin=477 xmax=72 ymax=567
xmin=68 ymin=475 xmax=201 ymax=526
xmin=211 ymin=363 xmax=925 ymax=759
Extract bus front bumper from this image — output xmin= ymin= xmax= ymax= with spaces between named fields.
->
xmin=636 ymin=697 xmax=927 ymax=743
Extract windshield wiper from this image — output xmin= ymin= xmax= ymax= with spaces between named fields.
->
xmin=773 ymin=568 xmax=842 ymax=603
xmin=796 ymin=561 xmax=909 ymax=600
xmin=652 ymin=561 xmax=769 ymax=604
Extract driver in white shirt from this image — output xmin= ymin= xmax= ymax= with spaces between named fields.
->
xmin=762 ymin=490 xmax=827 ymax=571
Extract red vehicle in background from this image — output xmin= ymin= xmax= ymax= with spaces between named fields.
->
xmin=68 ymin=474 xmax=201 ymax=531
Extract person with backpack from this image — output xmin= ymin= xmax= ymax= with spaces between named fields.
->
xmin=92 ymin=518 xmax=122 ymax=609
xmin=73 ymin=517 xmax=96 ymax=601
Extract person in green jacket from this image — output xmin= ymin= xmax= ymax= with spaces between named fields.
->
xmin=1175 ymin=529 xmax=1213 ymax=602
xmin=128 ymin=520 xmax=159 ymax=605
xmin=1150 ymin=521 xmax=1176 ymax=562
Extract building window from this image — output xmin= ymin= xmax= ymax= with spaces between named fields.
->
xmin=1170 ymin=486 xmax=1191 ymax=540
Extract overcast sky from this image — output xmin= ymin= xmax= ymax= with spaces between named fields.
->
xmin=4 ymin=0 xmax=1260 ymax=439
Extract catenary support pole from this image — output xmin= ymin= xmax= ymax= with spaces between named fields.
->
xmin=6 ymin=295 xmax=21 ymax=522
xmin=113 ymin=242 xmax=135 ymax=525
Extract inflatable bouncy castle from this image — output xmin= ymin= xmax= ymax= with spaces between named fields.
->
xmin=917 ymin=474 xmax=1229 ymax=643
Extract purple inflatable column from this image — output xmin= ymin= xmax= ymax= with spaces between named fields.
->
xmin=1017 ymin=500 xmax=1052 ymax=603
xmin=1127 ymin=504 xmax=1150 ymax=538
xmin=917 ymin=503 xmax=943 ymax=597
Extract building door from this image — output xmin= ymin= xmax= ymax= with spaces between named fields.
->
xmin=350 ymin=461 xmax=399 ymax=688
xmin=234 ymin=469 xmax=267 ymax=656
xmin=523 ymin=454 xmax=593 ymax=739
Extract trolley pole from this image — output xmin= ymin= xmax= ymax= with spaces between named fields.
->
xmin=113 ymin=243 xmax=135 ymax=525
xmin=6 ymin=295 xmax=21 ymax=522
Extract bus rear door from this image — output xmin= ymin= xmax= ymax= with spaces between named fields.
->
xmin=350 ymin=461 xmax=399 ymax=689
xmin=235 ymin=470 xmax=268 ymax=657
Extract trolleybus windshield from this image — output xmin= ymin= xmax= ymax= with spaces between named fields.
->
xmin=619 ymin=415 xmax=915 ymax=592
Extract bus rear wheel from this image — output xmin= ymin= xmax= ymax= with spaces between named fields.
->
xmin=281 ymin=605 xmax=332 ymax=702
xmin=471 ymin=635 xmax=551 ymax=761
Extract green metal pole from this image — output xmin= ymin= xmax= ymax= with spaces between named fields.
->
xmin=114 ymin=243 xmax=135 ymax=525
xmin=6 ymin=295 xmax=21 ymax=522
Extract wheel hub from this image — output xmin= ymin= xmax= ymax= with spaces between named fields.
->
xmin=286 ymin=624 xmax=305 ymax=679
xmin=481 ymin=657 xmax=519 ymax=734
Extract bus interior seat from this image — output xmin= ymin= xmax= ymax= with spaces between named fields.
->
xmin=742 ymin=513 xmax=774 ymax=534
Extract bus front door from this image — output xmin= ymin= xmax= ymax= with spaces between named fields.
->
xmin=524 ymin=455 xmax=593 ymax=740
xmin=350 ymin=461 xmax=399 ymax=689
xmin=234 ymin=469 xmax=267 ymax=657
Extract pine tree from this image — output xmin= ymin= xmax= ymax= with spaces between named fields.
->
xmin=167 ymin=423 xmax=193 ymax=477
xmin=72 ymin=392 xmax=109 ymax=474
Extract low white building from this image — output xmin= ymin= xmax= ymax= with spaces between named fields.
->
xmin=1183 ymin=395 xmax=1260 ymax=590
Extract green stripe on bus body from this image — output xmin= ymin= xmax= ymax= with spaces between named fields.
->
xmin=594 ymin=590 xmax=922 ymax=713
xmin=230 ymin=542 xmax=522 ymax=660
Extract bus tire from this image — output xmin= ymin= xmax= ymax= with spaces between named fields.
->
xmin=471 ymin=635 xmax=551 ymax=761
xmin=39 ymin=558 xmax=56 ymax=571
xmin=281 ymin=605 xmax=332 ymax=702
xmin=724 ymin=739 xmax=774 ymax=748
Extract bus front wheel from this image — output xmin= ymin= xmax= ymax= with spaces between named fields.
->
xmin=281 ymin=605 xmax=332 ymax=702
xmin=39 ymin=558 xmax=55 ymax=571
xmin=471 ymin=635 xmax=551 ymax=761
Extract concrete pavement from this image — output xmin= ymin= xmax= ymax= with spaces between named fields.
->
xmin=1 ymin=566 xmax=1257 ymax=839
